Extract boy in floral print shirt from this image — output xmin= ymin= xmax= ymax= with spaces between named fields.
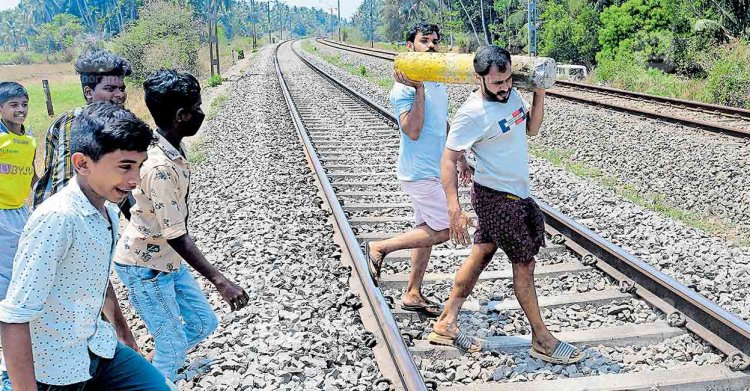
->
xmin=113 ymin=69 xmax=249 ymax=382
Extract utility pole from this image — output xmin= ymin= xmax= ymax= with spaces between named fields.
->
xmin=251 ymin=0 xmax=257 ymax=49
xmin=214 ymin=19 xmax=220 ymax=75
xmin=208 ymin=17 xmax=220 ymax=76
xmin=209 ymin=19 xmax=215 ymax=76
xmin=277 ymin=0 xmax=282 ymax=40
xmin=370 ymin=0 xmax=374 ymax=48
xmin=337 ymin=0 xmax=341 ymax=41
xmin=267 ymin=1 xmax=272 ymax=43
xmin=527 ymin=0 xmax=538 ymax=56
xmin=329 ymin=8 xmax=335 ymax=39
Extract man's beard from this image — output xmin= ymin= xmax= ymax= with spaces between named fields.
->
xmin=481 ymin=84 xmax=510 ymax=103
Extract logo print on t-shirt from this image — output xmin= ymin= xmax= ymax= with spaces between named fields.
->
xmin=498 ymin=107 xmax=527 ymax=133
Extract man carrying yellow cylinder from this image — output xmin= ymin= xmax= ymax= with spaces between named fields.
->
xmin=429 ymin=45 xmax=583 ymax=364
xmin=366 ymin=22 xmax=471 ymax=317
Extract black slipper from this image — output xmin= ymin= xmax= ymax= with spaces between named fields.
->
xmin=402 ymin=298 xmax=442 ymax=318
xmin=364 ymin=240 xmax=384 ymax=286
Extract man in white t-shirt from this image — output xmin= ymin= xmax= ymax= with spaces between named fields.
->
xmin=428 ymin=46 xmax=582 ymax=364
xmin=366 ymin=22 xmax=471 ymax=317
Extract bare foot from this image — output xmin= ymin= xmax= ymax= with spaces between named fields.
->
xmin=432 ymin=319 xmax=458 ymax=339
xmin=368 ymin=241 xmax=386 ymax=261
xmin=401 ymin=292 xmax=432 ymax=307
xmin=531 ymin=332 xmax=559 ymax=354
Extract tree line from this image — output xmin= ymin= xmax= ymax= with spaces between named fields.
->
xmin=0 ymin=0 xmax=338 ymax=61
xmin=348 ymin=0 xmax=750 ymax=107
xmin=353 ymin=0 xmax=748 ymax=67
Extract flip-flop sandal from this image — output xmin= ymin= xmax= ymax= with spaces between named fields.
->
xmin=174 ymin=356 xmax=221 ymax=382
xmin=427 ymin=330 xmax=482 ymax=353
xmin=401 ymin=300 xmax=442 ymax=318
xmin=529 ymin=340 xmax=583 ymax=364
xmin=364 ymin=240 xmax=385 ymax=284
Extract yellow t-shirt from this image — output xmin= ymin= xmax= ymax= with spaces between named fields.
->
xmin=0 ymin=126 xmax=37 ymax=209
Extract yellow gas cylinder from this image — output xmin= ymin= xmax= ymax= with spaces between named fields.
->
xmin=393 ymin=52 xmax=557 ymax=89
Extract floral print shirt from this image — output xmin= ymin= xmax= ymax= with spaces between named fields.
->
xmin=114 ymin=131 xmax=190 ymax=272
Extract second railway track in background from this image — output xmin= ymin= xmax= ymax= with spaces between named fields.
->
xmin=317 ymin=38 xmax=750 ymax=138
xmin=275 ymin=40 xmax=750 ymax=390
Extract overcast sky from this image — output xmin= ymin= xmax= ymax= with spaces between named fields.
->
xmin=284 ymin=0 xmax=363 ymax=19
xmin=0 ymin=0 xmax=19 ymax=11
xmin=0 ymin=0 xmax=364 ymax=18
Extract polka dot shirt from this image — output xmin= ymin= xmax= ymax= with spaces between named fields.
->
xmin=0 ymin=178 xmax=118 ymax=385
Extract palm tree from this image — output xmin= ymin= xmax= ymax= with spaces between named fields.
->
xmin=2 ymin=12 xmax=26 ymax=51
xmin=456 ymin=0 xmax=481 ymax=45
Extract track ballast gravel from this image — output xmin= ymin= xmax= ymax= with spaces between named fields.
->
xmin=302 ymin=40 xmax=750 ymax=324
xmin=116 ymin=45 xmax=383 ymax=390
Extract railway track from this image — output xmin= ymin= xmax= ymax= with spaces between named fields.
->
xmin=316 ymin=38 xmax=750 ymax=137
xmin=274 ymin=40 xmax=750 ymax=390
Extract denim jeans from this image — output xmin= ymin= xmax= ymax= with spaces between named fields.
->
xmin=114 ymin=263 xmax=218 ymax=381
xmin=31 ymin=342 xmax=177 ymax=390
xmin=1 ymin=371 xmax=10 ymax=391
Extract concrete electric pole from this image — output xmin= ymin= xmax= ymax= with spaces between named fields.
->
xmin=527 ymin=0 xmax=538 ymax=56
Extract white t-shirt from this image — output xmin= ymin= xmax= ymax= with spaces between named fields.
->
xmin=446 ymin=89 xmax=532 ymax=198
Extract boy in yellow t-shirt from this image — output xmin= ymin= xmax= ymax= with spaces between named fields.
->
xmin=0 ymin=81 xmax=36 ymax=301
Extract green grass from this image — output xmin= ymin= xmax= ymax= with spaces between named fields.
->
xmin=303 ymin=40 xmax=395 ymax=91
xmin=23 ymin=77 xmax=86 ymax=137
xmin=375 ymin=77 xmax=394 ymax=90
xmin=529 ymin=144 xmax=743 ymax=244
xmin=187 ymin=137 xmax=207 ymax=165
xmin=206 ymin=93 xmax=228 ymax=121
xmin=0 ymin=51 xmax=60 ymax=65
xmin=207 ymin=74 xmax=223 ymax=87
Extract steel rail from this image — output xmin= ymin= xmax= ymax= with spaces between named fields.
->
xmin=274 ymin=41 xmax=428 ymax=391
xmin=316 ymin=38 xmax=750 ymax=137
xmin=554 ymin=80 xmax=750 ymax=119
xmin=296 ymin=39 xmax=750 ymax=369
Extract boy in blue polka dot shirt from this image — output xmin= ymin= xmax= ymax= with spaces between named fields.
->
xmin=0 ymin=107 xmax=177 ymax=390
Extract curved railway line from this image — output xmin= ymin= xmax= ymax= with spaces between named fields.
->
xmin=316 ymin=38 xmax=750 ymax=138
xmin=274 ymin=40 xmax=750 ymax=390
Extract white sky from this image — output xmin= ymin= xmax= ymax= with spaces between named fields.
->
xmin=0 ymin=0 xmax=365 ymax=18
xmin=283 ymin=0 xmax=363 ymax=19
xmin=0 ymin=0 xmax=19 ymax=11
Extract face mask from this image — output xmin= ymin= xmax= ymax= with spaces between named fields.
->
xmin=183 ymin=109 xmax=205 ymax=136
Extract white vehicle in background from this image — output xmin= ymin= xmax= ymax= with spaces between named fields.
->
xmin=556 ymin=64 xmax=588 ymax=81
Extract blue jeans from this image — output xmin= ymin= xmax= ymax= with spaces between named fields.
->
xmin=32 ymin=343 xmax=176 ymax=390
xmin=114 ymin=263 xmax=218 ymax=381
xmin=1 ymin=371 xmax=10 ymax=391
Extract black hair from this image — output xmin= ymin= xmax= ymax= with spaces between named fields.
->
xmin=74 ymin=49 xmax=132 ymax=92
xmin=143 ymin=69 xmax=201 ymax=129
xmin=406 ymin=22 xmax=441 ymax=44
xmin=70 ymin=110 xmax=153 ymax=162
xmin=473 ymin=45 xmax=512 ymax=76
xmin=0 ymin=82 xmax=28 ymax=105
xmin=82 ymin=101 xmax=139 ymax=123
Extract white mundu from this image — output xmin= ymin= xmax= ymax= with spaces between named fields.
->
xmin=446 ymin=89 xmax=532 ymax=198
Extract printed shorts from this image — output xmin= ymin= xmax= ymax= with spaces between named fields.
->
xmin=471 ymin=182 xmax=546 ymax=264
